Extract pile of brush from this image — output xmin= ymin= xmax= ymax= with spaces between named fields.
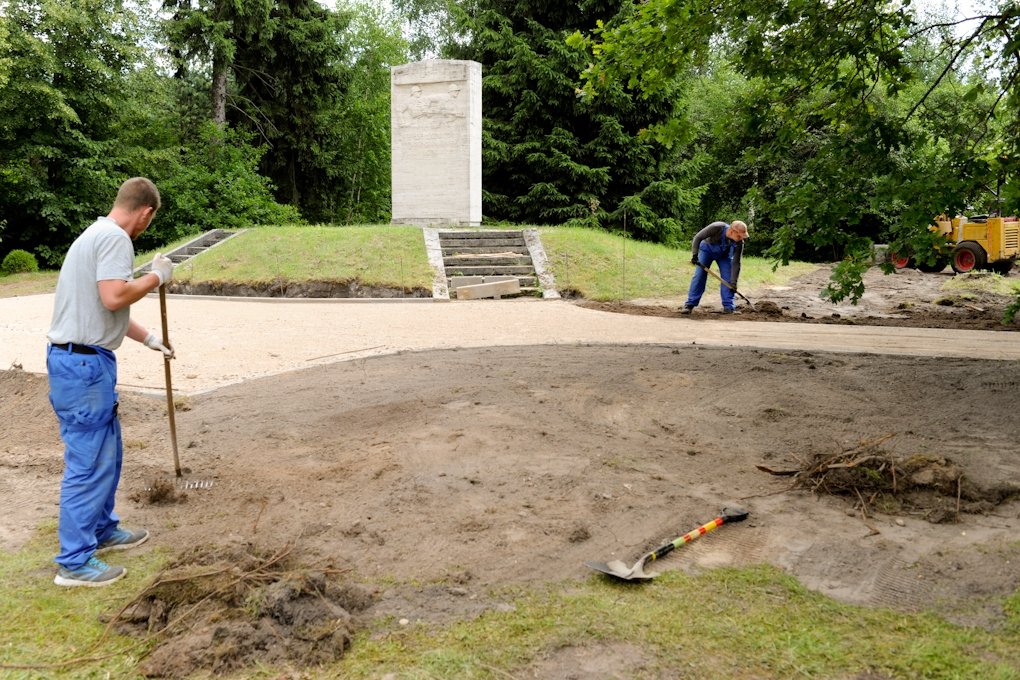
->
xmin=757 ymin=434 xmax=1015 ymax=523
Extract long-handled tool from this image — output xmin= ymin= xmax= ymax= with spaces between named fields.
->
xmin=159 ymin=285 xmax=182 ymax=478
xmin=586 ymin=506 xmax=749 ymax=581
xmin=156 ymin=287 xmax=212 ymax=491
xmin=696 ymin=263 xmax=755 ymax=310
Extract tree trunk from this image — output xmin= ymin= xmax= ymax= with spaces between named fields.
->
xmin=289 ymin=154 xmax=300 ymax=207
xmin=212 ymin=53 xmax=227 ymax=125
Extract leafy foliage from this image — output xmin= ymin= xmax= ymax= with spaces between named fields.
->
xmin=573 ymin=0 xmax=1020 ymax=302
xmin=163 ymin=0 xmax=404 ymax=224
xmin=0 ymin=0 xmax=319 ymax=264
xmin=324 ymin=2 xmax=408 ymax=223
xmin=0 ymin=0 xmax=152 ymax=265
xmin=448 ymin=0 xmax=704 ymax=242
xmin=136 ymin=123 xmax=302 ymax=252
xmin=227 ymin=0 xmax=353 ymax=221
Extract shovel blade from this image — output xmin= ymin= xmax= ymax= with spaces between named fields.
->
xmin=585 ymin=559 xmax=657 ymax=581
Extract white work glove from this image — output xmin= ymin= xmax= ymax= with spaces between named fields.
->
xmin=144 ymin=332 xmax=175 ymax=359
xmin=151 ymin=253 xmax=174 ymax=286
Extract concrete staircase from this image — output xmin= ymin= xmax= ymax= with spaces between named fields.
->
xmin=134 ymin=229 xmax=242 ymax=277
xmin=438 ymin=230 xmax=539 ymax=297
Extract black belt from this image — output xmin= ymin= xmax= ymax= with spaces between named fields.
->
xmin=51 ymin=342 xmax=98 ymax=355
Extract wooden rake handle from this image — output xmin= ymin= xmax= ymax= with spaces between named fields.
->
xmin=159 ymin=286 xmax=182 ymax=478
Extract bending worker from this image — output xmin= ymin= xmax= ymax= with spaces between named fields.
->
xmin=680 ymin=220 xmax=749 ymax=314
xmin=46 ymin=177 xmax=175 ymax=587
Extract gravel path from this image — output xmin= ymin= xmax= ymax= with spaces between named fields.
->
xmin=3 ymin=293 xmax=1020 ymax=395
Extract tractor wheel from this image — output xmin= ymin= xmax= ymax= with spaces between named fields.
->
xmin=889 ymin=252 xmax=913 ymax=270
xmin=917 ymin=257 xmax=949 ymax=273
xmin=951 ymin=242 xmax=987 ymax=274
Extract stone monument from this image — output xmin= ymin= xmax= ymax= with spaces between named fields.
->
xmin=391 ymin=60 xmax=482 ymax=226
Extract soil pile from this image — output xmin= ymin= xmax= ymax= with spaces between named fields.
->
xmin=109 ymin=545 xmax=373 ymax=678
xmin=759 ymin=436 xmax=1020 ymax=524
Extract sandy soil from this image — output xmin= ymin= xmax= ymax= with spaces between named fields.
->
xmin=2 ymin=264 xmax=1019 ymax=676
xmin=590 ymin=265 xmax=1020 ymax=331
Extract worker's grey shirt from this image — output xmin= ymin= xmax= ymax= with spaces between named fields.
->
xmin=47 ymin=217 xmax=134 ymax=350
xmin=691 ymin=221 xmax=744 ymax=285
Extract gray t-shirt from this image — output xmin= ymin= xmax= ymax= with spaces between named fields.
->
xmin=47 ymin=217 xmax=134 ymax=350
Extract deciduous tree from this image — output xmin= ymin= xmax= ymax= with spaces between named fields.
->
xmin=449 ymin=0 xmax=704 ymax=243
xmin=0 ymin=0 xmax=152 ymax=264
xmin=573 ymin=0 xmax=1019 ymax=300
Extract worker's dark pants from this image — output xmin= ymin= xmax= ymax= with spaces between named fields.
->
xmin=685 ymin=244 xmax=735 ymax=310
xmin=47 ymin=344 xmax=122 ymax=570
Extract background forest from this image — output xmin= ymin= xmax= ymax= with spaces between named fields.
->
xmin=1 ymin=0 xmax=1017 ymax=298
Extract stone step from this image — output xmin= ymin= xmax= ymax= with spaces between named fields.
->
xmin=444 ymin=256 xmax=533 ymax=267
xmin=453 ymin=277 xmax=522 ymax=300
xmin=438 ymin=230 xmax=524 ymax=239
xmin=448 ymin=275 xmax=538 ymax=288
xmin=134 ymin=229 xmax=242 ymax=275
xmin=444 ymin=265 xmax=537 ymax=276
xmin=442 ymin=246 xmax=531 ymax=256
xmin=440 ymin=237 xmax=527 ymax=249
xmin=455 ymin=287 xmax=542 ymax=299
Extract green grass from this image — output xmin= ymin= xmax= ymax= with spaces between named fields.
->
xmin=152 ymin=225 xmax=434 ymax=290
xmin=0 ymin=524 xmax=166 ymax=679
xmin=942 ymin=270 xmax=1020 ymax=297
xmin=0 ymin=224 xmax=820 ymax=301
xmin=9 ymin=224 xmax=1019 ymax=305
xmin=0 ymin=270 xmax=58 ymax=296
xmin=538 ymin=226 xmax=818 ymax=301
xmin=3 ymin=537 xmax=1017 ymax=679
xmin=332 ymin=567 xmax=1020 ymax=679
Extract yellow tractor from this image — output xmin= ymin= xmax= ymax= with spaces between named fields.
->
xmin=891 ymin=214 xmax=1019 ymax=274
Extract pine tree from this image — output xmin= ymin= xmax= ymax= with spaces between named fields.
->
xmin=448 ymin=0 xmax=702 ymax=242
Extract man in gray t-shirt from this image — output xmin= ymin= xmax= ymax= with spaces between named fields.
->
xmin=48 ymin=217 xmax=135 ymax=349
xmin=46 ymin=177 xmax=176 ymax=588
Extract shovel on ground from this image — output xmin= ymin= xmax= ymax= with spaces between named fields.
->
xmin=586 ymin=506 xmax=749 ymax=581
xmin=696 ymin=263 xmax=756 ymax=311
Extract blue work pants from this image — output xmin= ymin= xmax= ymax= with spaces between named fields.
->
xmin=685 ymin=243 xmax=735 ymax=310
xmin=47 ymin=345 xmax=123 ymax=570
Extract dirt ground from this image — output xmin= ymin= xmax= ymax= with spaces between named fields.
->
xmin=587 ymin=264 xmax=1020 ymax=331
xmin=2 ymin=265 xmax=1020 ymax=677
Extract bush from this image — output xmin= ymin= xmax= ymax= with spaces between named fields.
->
xmin=135 ymin=123 xmax=303 ymax=252
xmin=1 ymin=249 xmax=39 ymax=275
